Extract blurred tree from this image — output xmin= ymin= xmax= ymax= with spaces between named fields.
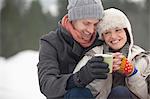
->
xmin=146 ymin=0 xmax=150 ymax=49
xmin=20 ymin=0 xmax=50 ymax=51
xmin=1 ymin=0 xmax=53 ymax=58
xmin=102 ymin=0 xmax=121 ymax=9
xmin=57 ymin=0 xmax=67 ymax=20
xmin=45 ymin=12 xmax=58 ymax=31
xmin=102 ymin=0 xmax=138 ymax=12
xmin=1 ymin=0 xmax=22 ymax=57
xmin=42 ymin=0 xmax=68 ymax=33
xmin=0 ymin=11 xmax=2 ymax=56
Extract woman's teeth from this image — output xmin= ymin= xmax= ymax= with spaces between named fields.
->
xmin=111 ymin=40 xmax=119 ymax=44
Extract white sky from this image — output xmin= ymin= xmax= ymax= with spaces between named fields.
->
xmin=39 ymin=0 xmax=58 ymax=16
xmin=0 ymin=0 xmax=58 ymax=16
xmin=0 ymin=0 xmax=4 ymax=11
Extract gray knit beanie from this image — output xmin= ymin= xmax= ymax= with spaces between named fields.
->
xmin=67 ymin=0 xmax=104 ymax=21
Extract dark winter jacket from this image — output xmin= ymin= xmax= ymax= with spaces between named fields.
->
xmin=37 ymin=22 xmax=103 ymax=99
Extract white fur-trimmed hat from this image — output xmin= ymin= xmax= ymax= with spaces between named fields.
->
xmin=97 ymin=8 xmax=132 ymax=39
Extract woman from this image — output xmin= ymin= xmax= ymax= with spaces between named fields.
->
xmin=74 ymin=8 xmax=150 ymax=99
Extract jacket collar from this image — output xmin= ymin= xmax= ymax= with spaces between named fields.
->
xmin=58 ymin=21 xmax=104 ymax=57
xmin=58 ymin=21 xmax=84 ymax=56
xmin=129 ymin=45 xmax=145 ymax=61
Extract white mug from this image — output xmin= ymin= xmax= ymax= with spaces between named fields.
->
xmin=94 ymin=54 xmax=113 ymax=73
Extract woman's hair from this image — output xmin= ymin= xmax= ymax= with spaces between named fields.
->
xmin=124 ymin=28 xmax=131 ymax=44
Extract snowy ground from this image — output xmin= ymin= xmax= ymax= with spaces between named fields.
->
xmin=0 ymin=50 xmax=46 ymax=99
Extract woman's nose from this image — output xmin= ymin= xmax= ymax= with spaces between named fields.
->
xmin=111 ymin=32 xmax=117 ymax=38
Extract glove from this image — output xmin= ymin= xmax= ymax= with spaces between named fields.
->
xmin=73 ymin=56 xmax=109 ymax=87
xmin=118 ymin=56 xmax=137 ymax=76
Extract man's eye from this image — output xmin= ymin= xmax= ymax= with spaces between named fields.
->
xmin=83 ymin=22 xmax=89 ymax=26
xmin=94 ymin=23 xmax=98 ymax=26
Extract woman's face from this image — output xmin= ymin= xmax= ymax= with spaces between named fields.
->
xmin=102 ymin=27 xmax=127 ymax=50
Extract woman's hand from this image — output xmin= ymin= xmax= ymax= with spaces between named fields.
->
xmin=112 ymin=52 xmax=136 ymax=76
xmin=112 ymin=52 xmax=123 ymax=72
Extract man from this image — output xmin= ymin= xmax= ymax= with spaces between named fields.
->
xmin=37 ymin=0 xmax=109 ymax=99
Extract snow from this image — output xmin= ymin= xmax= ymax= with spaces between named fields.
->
xmin=0 ymin=50 xmax=46 ymax=99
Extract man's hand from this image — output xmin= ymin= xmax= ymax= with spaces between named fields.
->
xmin=74 ymin=56 xmax=109 ymax=87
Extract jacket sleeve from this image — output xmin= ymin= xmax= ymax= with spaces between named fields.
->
xmin=126 ymin=56 xmax=149 ymax=99
xmin=37 ymin=39 xmax=71 ymax=98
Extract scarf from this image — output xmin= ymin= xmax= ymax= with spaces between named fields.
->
xmin=103 ymin=42 xmax=130 ymax=88
xmin=61 ymin=15 xmax=97 ymax=48
xmin=103 ymin=42 xmax=129 ymax=57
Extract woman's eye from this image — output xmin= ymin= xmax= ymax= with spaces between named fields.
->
xmin=104 ymin=32 xmax=110 ymax=35
xmin=116 ymin=29 xmax=122 ymax=32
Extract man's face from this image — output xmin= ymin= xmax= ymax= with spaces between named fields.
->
xmin=72 ymin=19 xmax=99 ymax=41
xmin=102 ymin=27 xmax=127 ymax=50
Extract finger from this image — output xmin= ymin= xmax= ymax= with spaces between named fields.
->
xmin=112 ymin=52 xmax=122 ymax=57
xmin=113 ymin=53 xmax=123 ymax=59
xmin=113 ymin=65 xmax=120 ymax=71
xmin=113 ymin=60 xmax=122 ymax=65
xmin=92 ymin=68 xmax=110 ymax=74
xmin=91 ymin=62 xmax=109 ymax=69
xmin=113 ymin=58 xmax=121 ymax=62
xmin=90 ymin=56 xmax=104 ymax=62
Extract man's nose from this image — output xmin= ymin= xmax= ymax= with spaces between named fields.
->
xmin=87 ymin=25 xmax=95 ymax=33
